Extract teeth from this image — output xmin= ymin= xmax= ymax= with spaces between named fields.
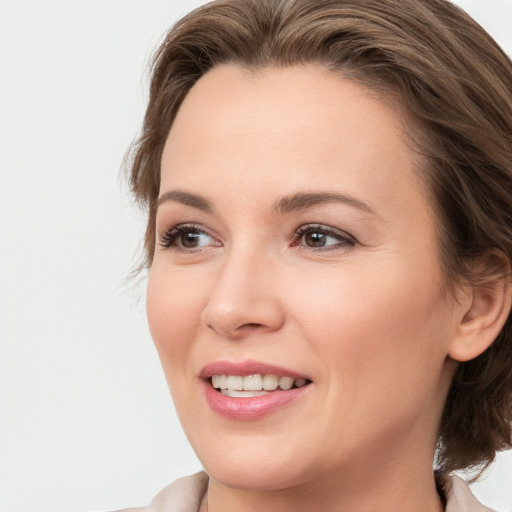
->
xmin=226 ymin=375 xmax=243 ymax=390
xmin=221 ymin=389 xmax=268 ymax=397
xmin=211 ymin=374 xmax=309 ymax=392
xmin=295 ymin=378 xmax=307 ymax=388
xmin=243 ymin=374 xmax=263 ymax=391
xmin=262 ymin=374 xmax=279 ymax=390
xmin=218 ymin=375 xmax=227 ymax=389
xmin=278 ymin=376 xmax=294 ymax=390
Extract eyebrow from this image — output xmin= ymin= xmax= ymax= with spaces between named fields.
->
xmin=156 ymin=189 xmax=377 ymax=216
xmin=157 ymin=190 xmax=214 ymax=212
xmin=273 ymin=191 xmax=378 ymax=216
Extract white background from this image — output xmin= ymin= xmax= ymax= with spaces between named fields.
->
xmin=0 ymin=1 xmax=511 ymax=511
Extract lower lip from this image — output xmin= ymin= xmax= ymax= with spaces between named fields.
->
xmin=202 ymin=380 xmax=311 ymax=420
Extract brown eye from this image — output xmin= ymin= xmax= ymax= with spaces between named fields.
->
xmin=304 ymin=231 xmax=328 ymax=247
xmin=296 ymin=224 xmax=355 ymax=250
xmin=160 ymin=225 xmax=218 ymax=250
xmin=181 ymin=231 xmax=201 ymax=248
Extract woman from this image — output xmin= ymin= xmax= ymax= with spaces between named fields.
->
xmin=121 ymin=0 xmax=512 ymax=510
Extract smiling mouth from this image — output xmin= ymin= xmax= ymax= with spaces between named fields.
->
xmin=210 ymin=374 xmax=312 ymax=397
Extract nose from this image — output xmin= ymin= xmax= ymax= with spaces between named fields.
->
xmin=200 ymin=249 xmax=285 ymax=339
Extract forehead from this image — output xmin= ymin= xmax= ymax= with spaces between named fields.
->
xmin=160 ymin=64 xmax=426 ymax=217
xmin=164 ymin=64 xmax=408 ymax=159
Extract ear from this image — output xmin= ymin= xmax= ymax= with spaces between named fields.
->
xmin=448 ymin=251 xmax=512 ymax=362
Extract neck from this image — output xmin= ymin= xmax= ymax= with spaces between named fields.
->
xmin=204 ymin=459 xmax=444 ymax=512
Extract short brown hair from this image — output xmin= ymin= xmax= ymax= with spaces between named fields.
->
xmin=126 ymin=0 xmax=512 ymax=476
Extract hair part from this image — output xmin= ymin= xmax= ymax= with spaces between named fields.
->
xmin=126 ymin=0 xmax=512 ymax=476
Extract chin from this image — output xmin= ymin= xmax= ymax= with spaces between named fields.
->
xmin=204 ymin=459 xmax=308 ymax=492
xmin=194 ymin=433 xmax=330 ymax=493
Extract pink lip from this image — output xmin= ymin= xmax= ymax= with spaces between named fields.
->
xmin=199 ymin=360 xmax=310 ymax=380
xmin=199 ymin=360 xmax=312 ymax=421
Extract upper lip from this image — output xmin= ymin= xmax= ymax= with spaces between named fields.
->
xmin=199 ymin=360 xmax=311 ymax=381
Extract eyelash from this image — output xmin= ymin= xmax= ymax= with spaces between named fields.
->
xmin=158 ymin=223 xmax=356 ymax=251
xmin=159 ymin=223 xmax=214 ymax=251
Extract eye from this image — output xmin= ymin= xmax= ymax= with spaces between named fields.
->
xmin=159 ymin=224 xmax=219 ymax=250
xmin=294 ymin=224 xmax=355 ymax=250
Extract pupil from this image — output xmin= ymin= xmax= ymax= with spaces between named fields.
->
xmin=306 ymin=232 xmax=325 ymax=247
xmin=182 ymin=232 xmax=199 ymax=248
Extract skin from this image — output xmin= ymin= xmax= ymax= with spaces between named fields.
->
xmin=147 ymin=64 xmax=474 ymax=512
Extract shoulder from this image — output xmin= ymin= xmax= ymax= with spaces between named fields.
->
xmin=113 ymin=472 xmax=208 ymax=512
xmin=445 ymin=475 xmax=496 ymax=512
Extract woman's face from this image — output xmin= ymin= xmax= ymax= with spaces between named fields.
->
xmin=148 ymin=65 xmax=461 ymax=491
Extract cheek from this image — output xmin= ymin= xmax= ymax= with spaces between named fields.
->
xmin=146 ymin=263 xmax=205 ymax=366
xmin=290 ymin=259 xmax=450 ymax=391
xmin=287 ymin=264 xmax=452 ymax=457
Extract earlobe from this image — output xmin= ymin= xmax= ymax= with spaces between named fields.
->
xmin=448 ymin=253 xmax=512 ymax=362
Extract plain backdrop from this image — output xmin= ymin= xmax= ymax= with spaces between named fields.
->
xmin=0 ymin=1 xmax=511 ymax=511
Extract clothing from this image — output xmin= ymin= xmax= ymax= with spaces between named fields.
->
xmin=113 ymin=473 xmax=208 ymax=512
xmin=445 ymin=476 xmax=495 ymax=512
xmin=114 ymin=471 xmax=495 ymax=512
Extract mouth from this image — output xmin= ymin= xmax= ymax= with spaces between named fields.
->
xmin=200 ymin=361 xmax=313 ymax=420
xmin=210 ymin=374 xmax=311 ymax=397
